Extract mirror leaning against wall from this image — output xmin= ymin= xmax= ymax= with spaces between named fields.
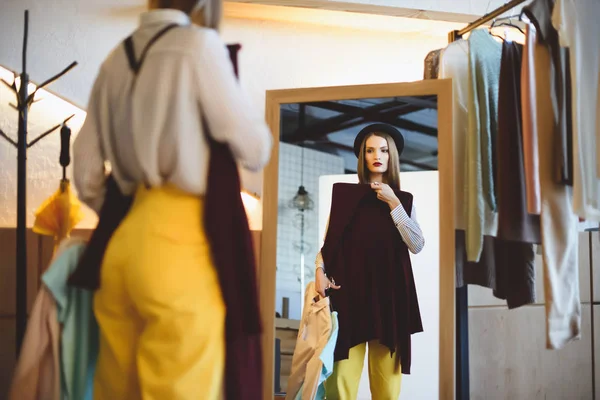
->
xmin=260 ymin=80 xmax=455 ymax=400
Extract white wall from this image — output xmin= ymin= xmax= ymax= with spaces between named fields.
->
xmin=275 ymin=143 xmax=345 ymax=320
xmin=0 ymin=1 xmax=448 ymax=227
xmin=0 ymin=67 xmax=91 ymax=228
xmin=318 ymin=171 xmax=440 ymax=400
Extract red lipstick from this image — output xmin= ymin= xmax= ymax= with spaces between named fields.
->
xmin=373 ymin=162 xmax=382 ymax=167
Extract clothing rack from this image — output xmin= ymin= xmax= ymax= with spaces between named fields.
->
xmin=447 ymin=1 xmax=528 ymax=399
xmin=0 ymin=10 xmax=77 ymax=355
xmin=449 ymin=0 xmax=528 ymax=42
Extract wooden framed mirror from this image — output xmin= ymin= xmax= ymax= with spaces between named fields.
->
xmin=260 ymin=79 xmax=454 ymax=400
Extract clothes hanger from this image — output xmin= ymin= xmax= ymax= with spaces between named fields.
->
xmin=490 ymin=14 xmax=525 ymax=36
xmin=493 ymin=21 xmax=525 ymax=36
xmin=488 ymin=20 xmax=506 ymax=42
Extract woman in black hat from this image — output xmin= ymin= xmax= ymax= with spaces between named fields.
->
xmin=314 ymin=123 xmax=425 ymax=399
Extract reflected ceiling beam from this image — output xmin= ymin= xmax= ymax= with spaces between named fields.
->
xmin=399 ymin=159 xmax=436 ymax=170
xmin=303 ymin=99 xmax=407 ymax=117
xmin=289 ymin=100 xmax=436 ymax=140
xmin=285 ymin=100 xmax=407 ymax=140
xmin=290 ymin=111 xmax=437 ymax=142
xmin=304 ymin=101 xmax=363 ymax=114
xmin=396 ymin=96 xmax=438 ymax=109
xmin=304 ymin=99 xmax=430 ymax=116
xmin=377 ymin=115 xmax=438 ymax=137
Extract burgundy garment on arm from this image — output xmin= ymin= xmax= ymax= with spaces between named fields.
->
xmin=202 ymin=45 xmax=263 ymax=400
xmin=321 ymin=183 xmax=423 ymax=374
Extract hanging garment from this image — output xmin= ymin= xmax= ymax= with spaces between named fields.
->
xmin=8 ymin=285 xmax=61 ymax=400
xmin=529 ymin=23 xmax=581 ymax=349
xmin=316 ymin=312 xmax=339 ymax=399
xmin=454 ymin=230 xmax=497 ymax=290
xmin=496 ymin=40 xmax=541 ymax=244
xmin=321 ymin=183 xmax=423 ymax=374
xmin=285 ymin=282 xmax=338 ymax=400
xmin=93 ymin=184 xmax=226 ymax=399
xmin=494 ymin=40 xmax=540 ymax=309
xmin=465 ymin=29 xmax=502 ymax=262
xmin=8 ymin=293 xmax=62 ymax=400
xmin=456 ymin=229 xmax=536 ymax=308
xmin=439 ymin=39 xmax=498 ymax=288
xmin=423 ymin=48 xmax=442 ymax=79
xmin=523 ymin=0 xmax=574 ymax=187
xmin=8 ymin=238 xmax=84 ymax=400
xmin=493 ymin=239 xmax=536 ymax=309
xmin=70 ymin=12 xmax=266 ymax=399
xmin=40 ymin=237 xmax=98 ymax=400
xmin=552 ymin=0 xmax=600 ymax=220
xmin=439 ymin=40 xmax=469 ymax=232
xmin=8 ymin=238 xmax=87 ymax=400
xmin=521 ymin=24 xmax=542 ymax=215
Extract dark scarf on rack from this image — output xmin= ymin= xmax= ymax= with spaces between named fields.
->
xmin=68 ymin=42 xmax=262 ymax=400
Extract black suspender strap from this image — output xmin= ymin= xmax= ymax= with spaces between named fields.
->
xmin=121 ymin=23 xmax=179 ymax=189
xmin=123 ymin=37 xmax=137 ymax=73
xmin=123 ymin=23 xmax=179 ymax=75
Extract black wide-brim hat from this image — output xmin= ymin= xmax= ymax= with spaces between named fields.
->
xmin=353 ymin=123 xmax=405 ymax=158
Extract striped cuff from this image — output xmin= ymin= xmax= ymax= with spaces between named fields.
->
xmin=390 ymin=204 xmax=410 ymax=227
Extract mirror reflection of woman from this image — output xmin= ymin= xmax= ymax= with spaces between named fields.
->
xmin=314 ymin=123 xmax=425 ymax=399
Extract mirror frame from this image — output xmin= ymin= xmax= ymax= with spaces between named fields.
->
xmin=260 ymin=79 xmax=455 ymax=400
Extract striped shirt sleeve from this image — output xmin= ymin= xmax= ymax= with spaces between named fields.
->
xmin=391 ymin=203 xmax=425 ymax=254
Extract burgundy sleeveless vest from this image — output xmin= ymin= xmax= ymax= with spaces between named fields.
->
xmin=321 ymin=183 xmax=423 ymax=374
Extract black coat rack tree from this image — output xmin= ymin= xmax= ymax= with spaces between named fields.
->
xmin=447 ymin=0 xmax=527 ymax=399
xmin=0 ymin=10 xmax=78 ymax=355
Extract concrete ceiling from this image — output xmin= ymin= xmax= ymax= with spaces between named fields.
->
xmin=280 ymin=95 xmax=439 ymax=172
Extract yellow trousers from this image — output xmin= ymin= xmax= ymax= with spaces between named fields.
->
xmin=93 ymin=185 xmax=225 ymax=400
xmin=325 ymin=341 xmax=402 ymax=400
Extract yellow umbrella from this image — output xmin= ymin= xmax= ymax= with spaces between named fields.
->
xmin=33 ymin=179 xmax=84 ymax=252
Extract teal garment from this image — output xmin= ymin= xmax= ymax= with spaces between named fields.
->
xmin=466 ymin=29 xmax=502 ymax=262
xmin=42 ymin=243 xmax=98 ymax=400
xmin=316 ymin=311 xmax=339 ymax=400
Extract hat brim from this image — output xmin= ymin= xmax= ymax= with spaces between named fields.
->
xmin=353 ymin=123 xmax=405 ymax=157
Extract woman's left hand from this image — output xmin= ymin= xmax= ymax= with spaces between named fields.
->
xmin=371 ymin=182 xmax=400 ymax=209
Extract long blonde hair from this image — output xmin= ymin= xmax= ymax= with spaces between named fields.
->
xmin=357 ymin=132 xmax=401 ymax=190
xmin=149 ymin=0 xmax=222 ymax=30
xmin=190 ymin=0 xmax=223 ymax=30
